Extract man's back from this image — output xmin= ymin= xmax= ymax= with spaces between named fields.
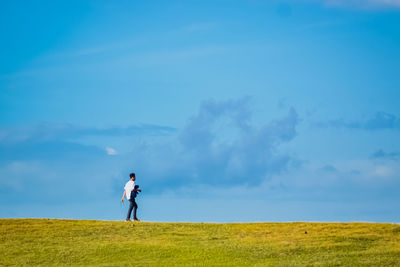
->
xmin=124 ymin=180 xmax=135 ymax=200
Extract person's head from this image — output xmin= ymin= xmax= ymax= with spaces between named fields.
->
xmin=130 ymin=173 xmax=136 ymax=181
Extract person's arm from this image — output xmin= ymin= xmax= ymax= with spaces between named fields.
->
xmin=121 ymin=190 xmax=126 ymax=202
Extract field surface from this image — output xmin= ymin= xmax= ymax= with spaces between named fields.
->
xmin=1 ymin=219 xmax=400 ymax=266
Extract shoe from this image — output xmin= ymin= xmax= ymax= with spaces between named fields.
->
xmin=126 ymin=219 xmax=131 ymax=221
xmin=134 ymin=218 xmax=140 ymax=221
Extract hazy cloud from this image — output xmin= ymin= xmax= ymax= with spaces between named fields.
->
xmin=314 ymin=111 xmax=400 ymax=131
xmin=371 ymin=149 xmax=400 ymax=161
xmin=320 ymin=164 xmax=338 ymax=172
xmin=0 ymin=122 xmax=175 ymax=203
xmin=0 ymin=140 xmax=104 ymax=162
xmin=372 ymin=165 xmax=394 ymax=177
xmin=308 ymin=0 xmax=400 ymax=8
xmin=0 ymin=123 xmax=176 ymax=144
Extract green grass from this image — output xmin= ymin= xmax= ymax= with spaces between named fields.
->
xmin=1 ymin=219 xmax=399 ymax=266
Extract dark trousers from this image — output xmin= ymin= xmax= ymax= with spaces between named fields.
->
xmin=126 ymin=198 xmax=138 ymax=220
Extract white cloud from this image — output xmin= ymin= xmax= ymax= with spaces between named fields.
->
xmin=372 ymin=165 xmax=394 ymax=177
xmin=105 ymin=147 xmax=118 ymax=155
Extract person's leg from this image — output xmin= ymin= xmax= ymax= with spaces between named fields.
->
xmin=126 ymin=200 xmax=134 ymax=221
xmin=132 ymin=199 xmax=138 ymax=220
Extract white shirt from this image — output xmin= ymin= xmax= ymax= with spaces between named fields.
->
xmin=124 ymin=180 xmax=135 ymax=200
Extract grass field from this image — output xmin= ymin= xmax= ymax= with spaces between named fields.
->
xmin=1 ymin=219 xmax=399 ymax=266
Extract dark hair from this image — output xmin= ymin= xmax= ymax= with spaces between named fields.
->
xmin=130 ymin=173 xmax=136 ymax=178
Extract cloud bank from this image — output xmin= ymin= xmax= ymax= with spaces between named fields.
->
xmin=128 ymin=98 xmax=301 ymax=190
xmin=1 ymin=98 xmax=399 ymax=221
xmin=0 ymin=98 xmax=301 ymax=205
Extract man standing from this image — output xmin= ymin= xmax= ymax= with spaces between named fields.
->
xmin=121 ymin=173 xmax=141 ymax=221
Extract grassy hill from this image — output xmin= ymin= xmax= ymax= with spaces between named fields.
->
xmin=1 ymin=219 xmax=399 ymax=266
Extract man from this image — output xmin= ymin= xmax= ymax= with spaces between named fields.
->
xmin=121 ymin=173 xmax=141 ymax=221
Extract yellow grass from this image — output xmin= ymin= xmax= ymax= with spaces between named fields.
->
xmin=1 ymin=219 xmax=399 ymax=266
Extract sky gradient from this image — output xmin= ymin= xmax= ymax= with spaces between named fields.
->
xmin=1 ymin=0 xmax=400 ymax=222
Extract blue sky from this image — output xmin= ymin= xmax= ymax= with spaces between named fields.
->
xmin=1 ymin=0 xmax=400 ymax=222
